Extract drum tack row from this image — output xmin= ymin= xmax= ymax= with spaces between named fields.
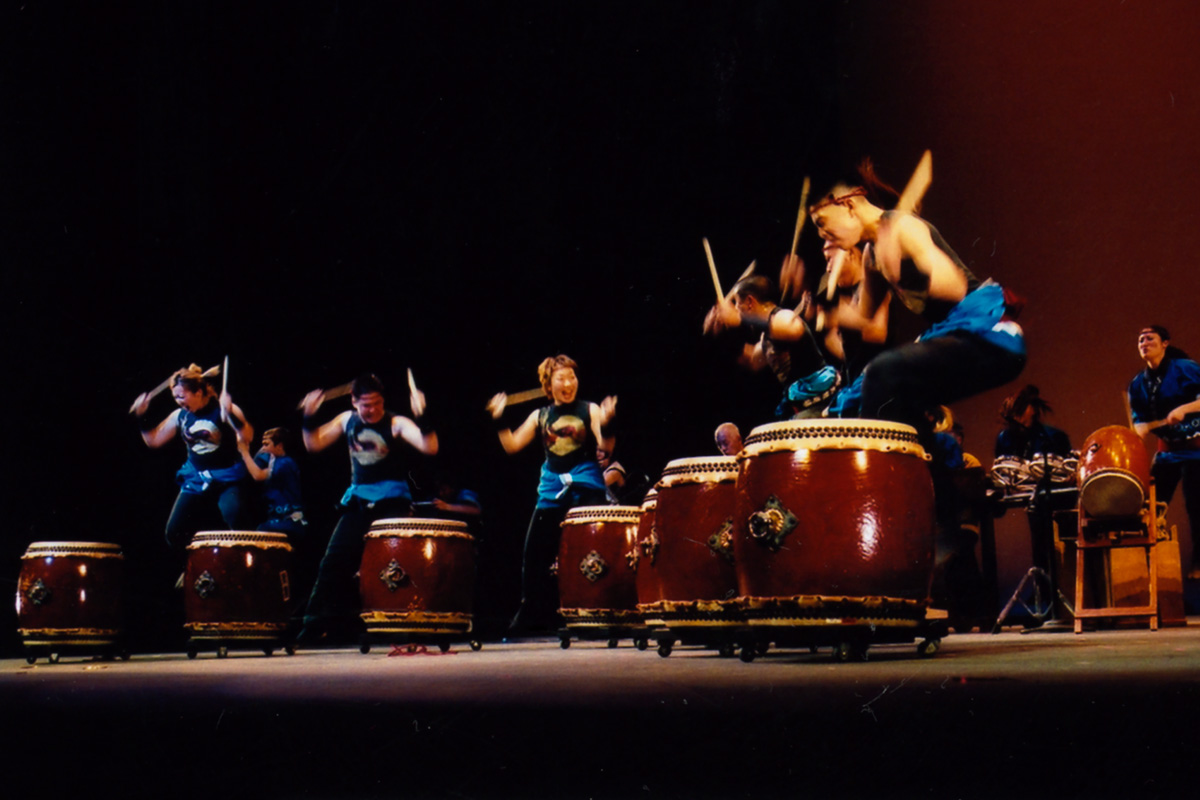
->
xmin=16 ymin=420 xmax=946 ymax=665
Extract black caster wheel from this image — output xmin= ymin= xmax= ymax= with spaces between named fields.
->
xmin=657 ymin=641 xmax=673 ymax=658
xmin=607 ymin=638 xmax=619 ymax=649
xmin=25 ymin=654 xmax=37 ymax=665
xmin=216 ymin=646 xmax=229 ymax=659
xmin=559 ymin=637 xmax=571 ymax=649
xmin=263 ymin=648 xmax=275 ymax=657
xmin=718 ymin=643 xmax=736 ymax=658
xmin=834 ymin=641 xmax=868 ymax=662
xmin=359 ymin=641 xmax=371 ymax=655
xmin=120 ymin=650 xmax=131 ymax=661
xmin=187 ymin=648 xmax=198 ymax=660
xmin=635 ymin=639 xmax=648 ymax=651
xmin=739 ymin=645 xmax=757 ymax=663
xmin=470 ymin=640 xmax=482 ymax=652
xmin=918 ymin=638 xmax=940 ymax=657
xmin=438 ymin=642 xmax=451 ymax=653
xmin=285 ymin=646 xmax=296 ymax=656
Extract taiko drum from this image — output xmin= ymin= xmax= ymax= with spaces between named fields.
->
xmin=184 ymin=531 xmax=294 ymax=641
xmin=1077 ymin=425 xmax=1152 ymax=520
xmin=359 ymin=518 xmax=475 ymax=636
xmin=17 ymin=541 xmax=125 ymax=650
xmin=632 ymin=488 xmax=664 ymax=626
xmin=557 ymin=505 xmax=642 ymax=629
xmin=732 ymin=419 xmax=936 ymax=627
xmin=648 ymin=456 xmax=742 ymax=628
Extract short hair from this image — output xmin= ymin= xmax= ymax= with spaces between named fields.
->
xmin=171 ymin=363 xmax=219 ymax=395
xmin=538 ymin=355 xmax=578 ymax=398
xmin=732 ymin=275 xmax=777 ymax=304
xmin=351 ymin=373 xmax=385 ymax=399
xmin=263 ymin=427 xmax=289 ymax=448
xmin=1141 ymin=325 xmax=1170 ymax=342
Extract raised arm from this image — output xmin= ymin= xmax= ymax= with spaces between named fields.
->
xmin=393 ymin=414 xmax=438 ymax=455
xmin=592 ymin=396 xmax=617 ymax=455
xmin=134 ymin=399 xmax=182 ymax=449
xmin=236 ymin=438 xmax=272 ymax=482
xmin=488 ymin=393 xmax=541 ymax=454
xmin=301 ymin=389 xmax=351 ymax=453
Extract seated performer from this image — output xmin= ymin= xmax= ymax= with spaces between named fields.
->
xmin=704 ymin=275 xmax=840 ymax=419
xmin=236 ymin=427 xmax=307 ymax=539
xmin=994 ymin=385 xmax=1072 ymax=461
xmin=487 ymin=355 xmax=617 ymax=634
xmin=132 ymin=363 xmax=254 ymax=561
xmin=813 ymin=160 xmax=1026 ymax=442
xmin=297 ymin=373 xmax=438 ymax=644
xmin=1128 ymin=325 xmax=1200 ymax=579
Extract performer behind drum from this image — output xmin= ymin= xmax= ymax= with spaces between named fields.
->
xmin=994 ymin=384 xmax=1072 ymax=461
xmin=236 ymin=427 xmax=307 ymax=539
xmin=296 ymin=373 xmax=438 ymax=644
xmin=811 ymin=160 xmax=1026 ymax=442
xmin=714 ymin=422 xmax=744 ymax=456
xmin=1128 ymin=325 xmax=1200 ymax=579
xmin=132 ymin=363 xmax=254 ymax=561
xmin=487 ymin=355 xmax=617 ymax=634
xmin=704 ymin=275 xmax=841 ymax=419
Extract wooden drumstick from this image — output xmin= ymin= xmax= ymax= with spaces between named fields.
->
xmin=128 ymin=373 xmax=175 ymax=414
xmin=220 ymin=355 xmax=230 ymax=424
xmin=407 ymin=368 xmax=418 ymax=394
xmin=895 ymin=149 xmax=932 ymax=214
xmin=702 ymin=237 xmax=724 ymax=304
xmin=722 ymin=260 xmax=756 ymax=302
xmin=504 ymin=387 xmax=549 ymax=405
xmin=790 ymin=176 xmax=811 ymax=257
xmin=825 ymin=246 xmax=848 ymax=301
xmin=295 ymin=381 xmax=354 ymax=410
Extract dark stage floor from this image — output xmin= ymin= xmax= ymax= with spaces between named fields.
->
xmin=4 ymin=624 xmax=1200 ymax=799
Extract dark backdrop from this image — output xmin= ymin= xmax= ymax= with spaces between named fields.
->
xmin=4 ymin=1 xmax=1199 ymax=652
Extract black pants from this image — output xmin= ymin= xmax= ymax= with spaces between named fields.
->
xmin=1152 ymin=458 xmax=1200 ymax=571
xmin=164 ymin=483 xmax=250 ymax=555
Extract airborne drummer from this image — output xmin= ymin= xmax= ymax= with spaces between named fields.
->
xmin=296 ymin=372 xmax=438 ymax=645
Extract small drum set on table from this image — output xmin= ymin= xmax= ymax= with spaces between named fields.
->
xmin=183 ymin=531 xmax=296 ymax=658
xmin=358 ymin=518 xmax=482 ymax=654
xmin=16 ymin=541 xmax=130 ymax=664
xmin=556 ymin=506 xmax=649 ymax=650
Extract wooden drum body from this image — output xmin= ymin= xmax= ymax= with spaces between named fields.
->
xmin=647 ymin=457 xmax=742 ymax=628
xmin=17 ymin=542 xmax=125 ymax=651
xmin=1077 ymin=425 xmax=1151 ymax=520
xmin=557 ymin=506 xmax=642 ymax=629
xmin=184 ymin=531 xmax=294 ymax=642
xmin=733 ymin=420 xmax=936 ymax=629
xmin=359 ymin=518 xmax=475 ymax=637
xmin=632 ymin=489 xmax=664 ymax=627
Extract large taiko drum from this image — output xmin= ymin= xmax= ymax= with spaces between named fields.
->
xmin=557 ymin=506 xmax=642 ymax=630
xmin=632 ymin=488 xmax=664 ymax=627
xmin=732 ymin=419 xmax=936 ymax=628
xmin=17 ymin=542 xmax=126 ymax=657
xmin=647 ymin=456 xmax=741 ymax=629
xmin=184 ymin=531 xmax=294 ymax=646
xmin=1077 ymin=426 xmax=1151 ymax=519
xmin=359 ymin=518 xmax=476 ymax=638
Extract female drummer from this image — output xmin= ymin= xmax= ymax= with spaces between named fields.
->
xmin=810 ymin=161 xmax=1026 ymax=440
xmin=487 ymin=355 xmax=617 ymax=633
xmin=1128 ymin=325 xmax=1200 ymax=578
xmin=132 ymin=364 xmax=254 ymax=558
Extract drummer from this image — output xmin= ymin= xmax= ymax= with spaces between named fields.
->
xmin=1128 ymin=325 xmax=1200 ymax=579
xmin=714 ymin=422 xmax=743 ymax=456
xmin=236 ymin=427 xmax=307 ymax=539
xmin=704 ymin=274 xmax=841 ymax=419
xmin=810 ymin=160 xmax=1026 ymax=442
xmin=297 ymin=373 xmax=438 ymax=645
xmin=487 ymin=354 xmax=616 ymax=634
xmin=132 ymin=363 xmax=254 ymax=562
xmin=994 ymin=385 xmax=1072 ymax=462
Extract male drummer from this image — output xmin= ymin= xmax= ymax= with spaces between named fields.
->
xmin=1128 ymin=325 xmax=1200 ymax=579
xmin=296 ymin=373 xmax=438 ymax=645
xmin=704 ymin=275 xmax=840 ymax=420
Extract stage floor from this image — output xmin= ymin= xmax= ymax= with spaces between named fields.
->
xmin=5 ymin=624 xmax=1200 ymax=799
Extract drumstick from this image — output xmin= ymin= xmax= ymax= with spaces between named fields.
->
xmin=895 ymin=149 xmax=933 ymax=214
xmin=294 ymin=381 xmax=354 ymax=410
xmin=407 ymin=368 xmax=418 ymax=394
xmin=789 ymin=176 xmax=811 ymax=256
xmin=702 ymin=237 xmax=723 ymax=304
xmin=504 ymin=387 xmax=549 ymax=405
xmin=825 ymin=246 xmax=849 ymax=301
xmin=722 ymin=260 xmax=756 ymax=302
xmin=220 ymin=355 xmax=230 ymax=425
xmin=1122 ymin=391 xmax=1135 ymax=429
xmin=128 ymin=373 xmax=175 ymax=414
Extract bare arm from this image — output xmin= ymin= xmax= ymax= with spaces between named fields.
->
xmin=137 ymin=406 xmax=182 ymax=449
xmin=591 ymin=397 xmax=617 ymax=455
xmin=392 ymin=414 xmax=438 ymax=455
xmin=304 ymin=410 xmax=350 ymax=453
xmin=237 ymin=439 xmax=272 ymax=482
xmin=879 ymin=214 xmax=969 ymax=303
xmin=487 ymin=393 xmax=541 ymax=454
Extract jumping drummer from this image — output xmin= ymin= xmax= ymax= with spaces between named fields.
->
xmin=811 ymin=158 xmax=1026 ymax=441
xmin=132 ymin=363 xmax=254 ymax=562
xmin=704 ymin=274 xmax=841 ymax=419
xmin=1128 ymin=325 xmax=1200 ymax=579
xmin=486 ymin=354 xmax=617 ymax=635
xmin=296 ymin=372 xmax=438 ymax=645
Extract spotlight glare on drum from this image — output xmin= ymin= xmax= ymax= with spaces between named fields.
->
xmin=79 ymin=589 xmax=87 ymax=604
xmin=78 ymin=564 xmax=88 ymax=577
xmin=854 ymin=451 xmax=869 ymax=471
xmin=245 ymin=552 xmax=255 ymax=568
xmin=424 ymin=540 xmax=435 ymax=561
xmin=859 ymin=516 xmax=880 ymax=558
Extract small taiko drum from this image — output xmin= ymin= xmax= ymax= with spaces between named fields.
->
xmin=359 ymin=518 xmax=475 ymax=638
xmin=184 ymin=531 xmax=294 ymax=647
xmin=648 ymin=456 xmax=741 ymax=629
xmin=557 ymin=506 xmax=642 ymax=630
xmin=733 ymin=419 xmax=936 ymax=628
xmin=632 ymin=489 xmax=664 ymax=627
xmin=17 ymin=542 xmax=125 ymax=657
xmin=1077 ymin=426 xmax=1151 ymax=519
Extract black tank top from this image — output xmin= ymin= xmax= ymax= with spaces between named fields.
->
xmin=539 ymin=399 xmax=598 ymax=474
xmin=869 ymin=211 xmax=981 ymax=325
xmin=345 ymin=412 xmax=409 ymax=485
